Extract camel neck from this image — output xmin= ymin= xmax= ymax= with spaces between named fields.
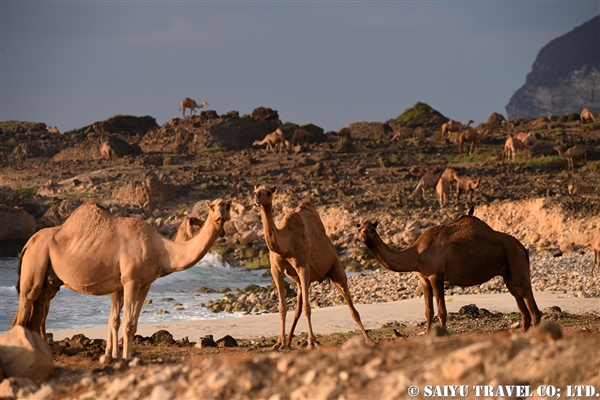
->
xmin=259 ymin=205 xmax=286 ymax=255
xmin=162 ymin=216 xmax=221 ymax=274
xmin=366 ymin=234 xmax=419 ymax=273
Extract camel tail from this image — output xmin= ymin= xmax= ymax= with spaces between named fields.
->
xmin=15 ymin=247 xmax=26 ymax=295
xmin=503 ymin=236 xmax=532 ymax=293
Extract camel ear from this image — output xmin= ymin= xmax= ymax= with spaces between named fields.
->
xmin=226 ymin=200 xmax=231 ymax=210
xmin=206 ymin=200 xmax=212 ymax=209
xmin=270 ymin=186 xmax=277 ymax=193
xmin=254 ymin=185 xmax=258 ymax=191
xmin=373 ymin=221 xmax=378 ymax=229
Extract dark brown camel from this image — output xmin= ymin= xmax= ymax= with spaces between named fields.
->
xmin=357 ymin=216 xmax=541 ymax=333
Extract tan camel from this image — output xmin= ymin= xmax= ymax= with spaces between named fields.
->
xmin=458 ymin=128 xmax=488 ymax=155
xmin=436 ymin=178 xmax=449 ymax=207
xmin=487 ymin=112 xmax=506 ymax=125
xmin=174 ymin=216 xmax=204 ymax=242
xmin=12 ymin=199 xmax=231 ymax=359
xmin=291 ymin=129 xmax=309 ymax=146
xmin=253 ymin=127 xmax=286 ymax=151
xmin=581 ymin=107 xmax=596 ymax=123
xmin=410 ymin=172 xmax=439 ymax=199
xmin=515 ymin=131 xmax=537 ymax=147
xmin=592 ymin=228 xmax=600 ymax=276
xmin=440 ymin=167 xmax=458 ymax=196
xmin=253 ymin=185 xmax=373 ymax=349
xmin=46 ymin=126 xmax=60 ymax=134
xmin=455 ymin=175 xmax=480 ymax=204
xmin=357 ymin=218 xmax=541 ymax=333
xmin=502 ymin=135 xmax=526 ymax=163
xmin=391 ymin=127 xmax=415 ymax=141
xmin=100 ymin=141 xmax=115 ymax=159
xmin=440 ymin=119 xmax=473 ymax=142
xmin=533 ymin=116 xmax=550 ymax=126
xmin=179 ymin=98 xmax=208 ymax=118
xmin=554 ymin=145 xmax=587 ymax=171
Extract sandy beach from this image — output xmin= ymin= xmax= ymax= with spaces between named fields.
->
xmin=50 ymin=291 xmax=600 ymax=342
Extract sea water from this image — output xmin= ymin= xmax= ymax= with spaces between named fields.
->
xmin=0 ymin=253 xmax=272 ymax=334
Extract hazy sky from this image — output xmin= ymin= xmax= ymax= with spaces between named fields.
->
xmin=1 ymin=1 xmax=598 ymax=133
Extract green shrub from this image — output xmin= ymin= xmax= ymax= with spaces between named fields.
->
xmin=396 ymin=102 xmax=435 ymax=125
xmin=16 ymin=187 xmax=38 ymax=198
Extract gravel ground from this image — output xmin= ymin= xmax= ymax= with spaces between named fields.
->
xmin=206 ymin=251 xmax=599 ymax=315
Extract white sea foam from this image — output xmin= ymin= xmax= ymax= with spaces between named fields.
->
xmin=0 ymin=253 xmax=271 ymax=334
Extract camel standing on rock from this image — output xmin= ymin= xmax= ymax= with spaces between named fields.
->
xmin=458 ymin=128 xmax=488 ymax=155
xmin=174 ymin=216 xmax=204 ymax=242
xmin=502 ymin=135 xmax=526 ymax=163
xmin=592 ymin=228 xmax=600 ymax=276
xmin=455 ymin=175 xmax=480 ymax=204
xmin=253 ymin=128 xmax=286 ymax=151
xmin=253 ymin=185 xmax=373 ymax=349
xmin=487 ymin=112 xmax=506 ymax=125
xmin=554 ymin=145 xmax=587 ymax=171
xmin=291 ymin=129 xmax=309 ymax=146
xmin=581 ymin=107 xmax=596 ymax=123
xmin=179 ymin=98 xmax=208 ymax=118
xmin=391 ymin=127 xmax=415 ymax=142
xmin=440 ymin=119 xmax=473 ymax=142
xmin=357 ymin=218 xmax=541 ymax=333
xmin=440 ymin=167 xmax=458 ymax=196
xmin=100 ymin=141 xmax=116 ymax=159
xmin=12 ymin=199 xmax=231 ymax=359
xmin=46 ymin=126 xmax=60 ymax=134
xmin=410 ymin=172 xmax=439 ymax=200
xmin=436 ymin=178 xmax=450 ymax=207
xmin=515 ymin=131 xmax=537 ymax=147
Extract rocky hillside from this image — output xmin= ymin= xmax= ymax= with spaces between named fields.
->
xmin=506 ymin=15 xmax=600 ymax=119
xmin=1 ymin=104 xmax=599 ymax=262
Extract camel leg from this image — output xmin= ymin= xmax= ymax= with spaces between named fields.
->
xmin=132 ymin=283 xmax=152 ymax=335
xmin=271 ymin=259 xmax=289 ymax=350
xmin=12 ymin=249 xmax=47 ymax=330
xmin=297 ymin=265 xmax=318 ymax=349
xmin=106 ymin=291 xmax=124 ymax=358
xmin=419 ymin=276 xmax=435 ymax=333
xmin=286 ymin=277 xmax=303 ymax=348
xmin=29 ymin=286 xmax=59 ymax=340
xmin=328 ymin=261 xmax=374 ymax=344
xmin=502 ymin=276 xmax=537 ymax=332
xmin=430 ymin=275 xmax=448 ymax=328
xmin=121 ymin=280 xmax=142 ymax=359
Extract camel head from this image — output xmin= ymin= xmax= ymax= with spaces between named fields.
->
xmin=206 ymin=198 xmax=231 ymax=227
xmin=357 ymin=220 xmax=379 ymax=246
xmin=201 ymin=101 xmax=209 ymax=107
xmin=253 ymin=185 xmax=276 ymax=208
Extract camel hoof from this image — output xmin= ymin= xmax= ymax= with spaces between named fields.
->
xmin=272 ymin=342 xmax=289 ymax=351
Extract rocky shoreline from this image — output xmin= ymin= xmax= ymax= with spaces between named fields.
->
xmin=205 ymin=251 xmax=599 ymax=316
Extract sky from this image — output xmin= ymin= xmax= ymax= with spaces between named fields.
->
xmin=1 ymin=1 xmax=598 ymax=134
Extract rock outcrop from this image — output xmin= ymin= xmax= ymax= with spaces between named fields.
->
xmin=0 ymin=326 xmax=54 ymax=385
xmin=0 ymin=205 xmax=36 ymax=240
xmin=506 ymin=16 xmax=600 ymax=119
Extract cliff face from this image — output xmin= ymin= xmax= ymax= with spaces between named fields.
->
xmin=506 ymin=15 xmax=600 ymax=119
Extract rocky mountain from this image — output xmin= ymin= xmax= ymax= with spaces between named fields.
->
xmin=506 ymin=15 xmax=600 ymax=119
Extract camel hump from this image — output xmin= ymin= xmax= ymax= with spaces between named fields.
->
xmin=295 ymin=199 xmax=315 ymax=212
